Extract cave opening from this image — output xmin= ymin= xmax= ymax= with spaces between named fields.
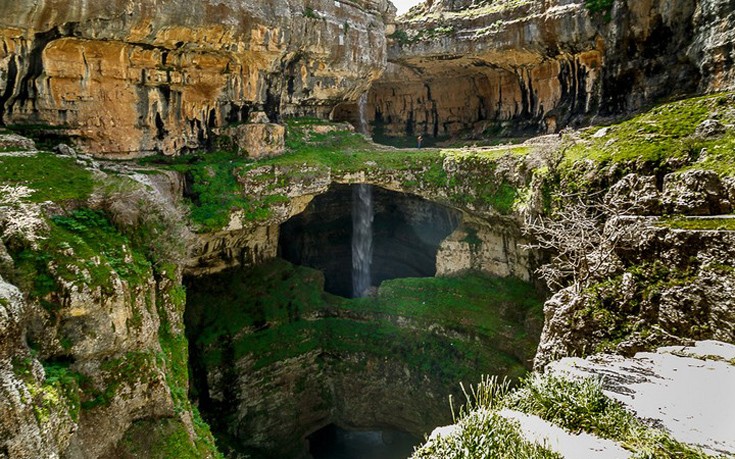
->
xmin=308 ymin=424 xmax=420 ymax=459
xmin=184 ymin=184 xmax=545 ymax=458
xmin=278 ymin=183 xmax=462 ymax=298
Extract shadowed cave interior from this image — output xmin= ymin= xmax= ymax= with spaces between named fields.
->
xmin=183 ymin=184 xmax=543 ymax=459
xmin=278 ymin=184 xmax=462 ymax=298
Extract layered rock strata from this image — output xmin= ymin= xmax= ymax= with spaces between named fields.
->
xmin=0 ymin=0 xmax=395 ymax=156
xmin=366 ymin=0 xmax=735 ymax=138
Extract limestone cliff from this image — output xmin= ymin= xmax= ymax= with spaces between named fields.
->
xmin=367 ymin=0 xmax=735 ymax=138
xmin=0 ymin=0 xmax=395 ymax=156
xmin=0 ymin=146 xmax=218 ymax=458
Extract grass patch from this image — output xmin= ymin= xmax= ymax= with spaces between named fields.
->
xmin=658 ymin=217 xmax=735 ymax=231
xmin=562 ymin=93 xmax=735 ymax=174
xmin=0 ymin=152 xmax=94 ymax=202
xmin=11 ymin=209 xmax=151 ymax=306
xmin=419 ymin=373 xmax=711 ymax=458
xmin=186 ymin=259 xmax=543 ymax=382
xmin=502 ymin=374 xmax=711 ymax=458
xmin=412 ymin=406 xmax=562 ymax=458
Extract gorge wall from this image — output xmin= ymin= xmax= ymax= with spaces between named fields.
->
xmin=364 ymin=0 xmax=735 ymax=138
xmin=184 ymin=258 xmax=544 ymax=459
xmin=0 ymin=0 xmax=395 ymax=156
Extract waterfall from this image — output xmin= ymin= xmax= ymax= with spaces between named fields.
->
xmin=352 ymin=184 xmax=373 ymax=297
xmin=358 ymin=92 xmax=369 ymax=135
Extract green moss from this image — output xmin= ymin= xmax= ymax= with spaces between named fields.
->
xmin=0 ymin=152 xmax=94 ymax=202
xmin=80 ymin=352 xmax=157 ymax=410
xmin=118 ymin=418 xmax=202 ymax=459
xmin=12 ymin=357 xmax=82 ymax=425
xmin=658 ymin=217 xmax=735 ymax=231
xmin=11 ymin=209 xmax=151 ymax=318
xmin=562 ymin=93 xmax=734 ymax=174
xmin=188 ymin=259 xmax=543 ymax=384
xmin=584 ymin=0 xmax=614 ymax=15
xmin=155 ymin=280 xmax=223 ymax=457
xmin=42 ymin=362 xmax=81 ymax=422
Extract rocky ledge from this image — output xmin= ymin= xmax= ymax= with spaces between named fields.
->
xmin=366 ymin=0 xmax=735 ymax=138
xmin=419 ymin=340 xmax=735 ymax=458
xmin=0 ymin=0 xmax=395 ymax=156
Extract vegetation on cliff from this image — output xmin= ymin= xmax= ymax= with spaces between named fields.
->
xmin=415 ymin=374 xmax=712 ymax=459
xmin=185 ymin=258 xmax=544 ymax=456
xmin=0 ymin=150 xmax=221 ymax=457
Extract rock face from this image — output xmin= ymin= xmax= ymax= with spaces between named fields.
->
xmin=0 ymin=158 xmax=216 ymax=458
xmin=662 ymin=170 xmax=733 ymax=215
xmin=534 ymin=221 xmax=735 ymax=368
xmin=0 ymin=0 xmax=395 ymax=156
xmin=187 ymin=152 xmax=536 ymax=281
xmin=549 ymin=341 xmax=735 ymax=456
xmin=366 ymin=0 xmax=735 ymax=138
xmin=185 ymin=259 xmax=544 ymax=458
xmin=0 ymin=273 xmax=76 ymax=458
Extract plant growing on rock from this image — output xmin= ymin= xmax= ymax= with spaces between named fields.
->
xmin=523 ymin=194 xmax=641 ymax=292
xmin=95 ymin=176 xmax=193 ymax=270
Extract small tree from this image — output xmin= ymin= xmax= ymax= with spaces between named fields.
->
xmin=523 ymin=194 xmax=638 ymax=293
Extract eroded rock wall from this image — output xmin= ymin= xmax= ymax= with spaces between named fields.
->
xmin=185 ymin=260 xmax=544 ymax=458
xmin=0 ymin=0 xmax=395 ymax=156
xmin=369 ymin=0 xmax=735 ymax=138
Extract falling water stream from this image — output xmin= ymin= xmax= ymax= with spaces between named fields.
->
xmin=352 ymin=184 xmax=373 ymax=297
xmin=358 ymin=92 xmax=369 ymax=136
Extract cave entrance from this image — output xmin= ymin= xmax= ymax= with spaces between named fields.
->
xmin=308 ymin=424 xmax=420 ymax=459
xmin=278 ymin=184 xmax=461 ymax=298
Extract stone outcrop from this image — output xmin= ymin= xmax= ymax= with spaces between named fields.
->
xmin=223 ymin=112 xmax=286 ymax=158
xmin=662 ymin=169 xmax=733 ymax=215
xmin=534 ymin=220 xmax=735 ymax=368
xmin=365 ymin=0 xmax=735 ymax=139
xmin=0 ymin=0 xmax=395 ymax=156
xmin=0 ymin=272 xmax=77 ymax=458
xmin=187 ymin=145 xmax=540 ymax=280
xmin=0 ymin=156 xmax=216 ymax=458
xmin=549 ymin=340 xmax=735 ymax=456
xmin=185 ymin=259 xmax=543 ymax=458
xmin=418 ymin=340 xmax=735 ymax=458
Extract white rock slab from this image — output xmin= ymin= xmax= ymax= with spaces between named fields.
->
xmin=498 ymin=409 xmax=632 ymax=459
xmin=659 ymin=340 xmax=735 ymax=362
xmin=548 ymin=341 xmax=735 ymax=456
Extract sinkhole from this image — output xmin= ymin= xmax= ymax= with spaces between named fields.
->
xmin=278 ymin=184 xmax=462 ymax=298
xmin=183 ymin=184 xmax=544 ymax=459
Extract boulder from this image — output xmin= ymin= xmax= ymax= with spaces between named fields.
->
xmin=0 ymin=133 xmax=35 ymax=152
xmin=662 ymin=170 xmax=732 ymax=215
xmin=225 ymin=122 xmax=286 ymax=158
xmin=695 ymin=119 xmax=726 ymax=138
xmin=605 ymin=173 xmax=661 ymax=215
